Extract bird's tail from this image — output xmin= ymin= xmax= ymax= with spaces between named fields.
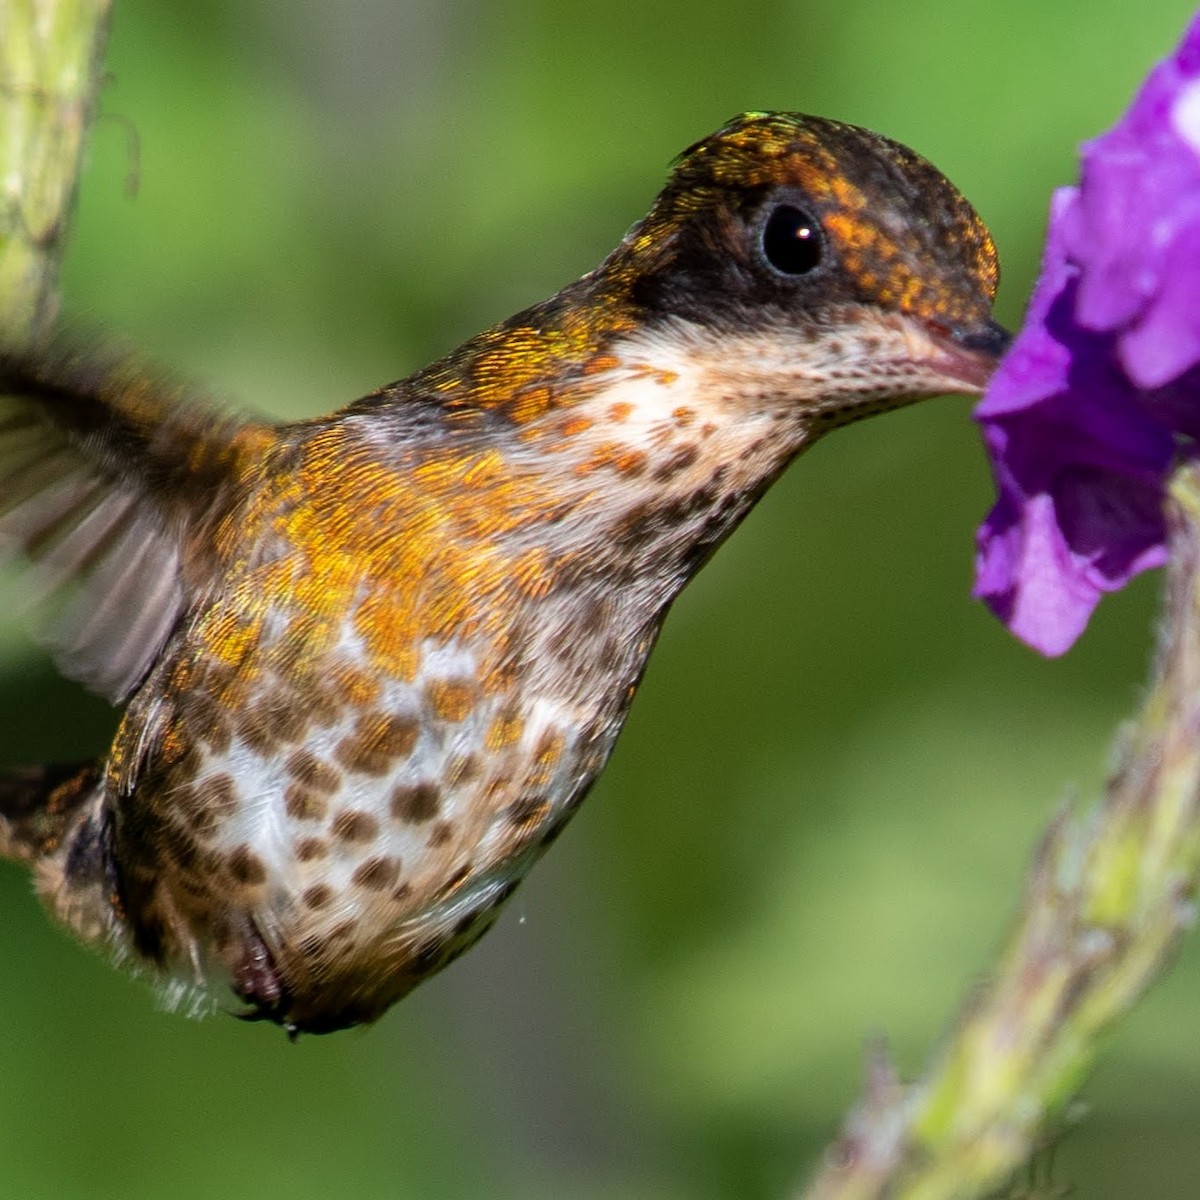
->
xmin=0 ymin=761 xmax=128 ymax=953
xmin=0 ymin=761 xmax=101 ymax=863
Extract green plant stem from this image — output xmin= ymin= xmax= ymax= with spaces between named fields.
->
xmin=0 ymin=0 xmax=112 ymax=342
xmin=797 ymin=460 xmax=1200 ymax=1200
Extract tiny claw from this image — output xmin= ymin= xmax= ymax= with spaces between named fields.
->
xmin=229 ymin=925 xmax=293 ymax=1033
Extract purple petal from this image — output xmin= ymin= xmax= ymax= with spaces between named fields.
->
xmin=973 ymin=13 xmax=1200 ymax=655
xmin=1120 ymin=218 xmax=1200 ymax=387
xmin=1073 ymin=18 xmax=1200 ymax=335
xmin=1053 ymin=463 xmax=1170 ymax=585
xmin=975 ymin=492 xmax=1100 ymax=657
xmin=976 ymin=190 xmax=1077 ymax=420
xmin=974 ymin=375 xmax=1172 ymax=656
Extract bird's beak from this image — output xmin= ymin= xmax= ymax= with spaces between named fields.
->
xmin=918 ymin=317 xmax=1012 ymax=395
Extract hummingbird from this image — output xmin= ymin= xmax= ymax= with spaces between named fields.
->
xmin=0 ymin=112 xmax=1006 ymax=1036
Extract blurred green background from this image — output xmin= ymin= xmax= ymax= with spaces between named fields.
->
xmin=2 ymin=1 xmax=1199 ymax=1197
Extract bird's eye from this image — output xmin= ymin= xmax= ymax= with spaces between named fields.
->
xmin=760 ymin=204 xmax=823 ymax=276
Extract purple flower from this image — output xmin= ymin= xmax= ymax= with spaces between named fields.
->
xmin=975 ymin=15 xmax=1200 ymax=655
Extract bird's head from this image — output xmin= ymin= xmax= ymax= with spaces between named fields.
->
xmin=587 ymin=110 xmax=1006 ymax=428
xmin=348 ymin=112 xmax=1008 ymax=590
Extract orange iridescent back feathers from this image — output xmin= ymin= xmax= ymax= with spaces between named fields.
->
xmin=0 ymin=113 xmax=1007 ymax=1035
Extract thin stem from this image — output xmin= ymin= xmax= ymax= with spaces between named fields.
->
xmin=0 ymin=0 xmax=113 ymax=341
xmin=797 ymin=461 xmax=1200 ymax=1200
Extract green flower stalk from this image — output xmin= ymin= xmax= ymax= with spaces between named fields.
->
xmin=797 ymin=459 xmax=1200 ymax=1200
xmin=0 ymin=0 xmax=113 ymax=342
xmin=800 ymin=12 xmax=1200 ymax=1192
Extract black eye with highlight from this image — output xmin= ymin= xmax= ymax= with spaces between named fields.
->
xmin=760 ymin=203 xmax=824 ymax=277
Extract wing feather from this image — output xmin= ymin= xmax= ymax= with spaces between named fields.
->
xmin=0 ymin=348 xmax=275 ymax=702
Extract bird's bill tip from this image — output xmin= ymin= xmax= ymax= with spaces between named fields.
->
xmin=911 ymin=316 xmax=1012 ymax=396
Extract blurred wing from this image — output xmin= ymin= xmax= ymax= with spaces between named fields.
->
xmin=0 ymin=347 xmax=274 ymax=703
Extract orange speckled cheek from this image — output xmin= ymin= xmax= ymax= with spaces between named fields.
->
xmin=822 ymin=209 xmax=974 ymax=322
xmin=824 ymin=210 xmax=874 ymax=256
xmin=823 ymin=171 xmax=867 ymax=213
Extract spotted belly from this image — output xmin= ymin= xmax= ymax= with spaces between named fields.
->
xmin=111 ymin=630 xmax=612 ymax=1034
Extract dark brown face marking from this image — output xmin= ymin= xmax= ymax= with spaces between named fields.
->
xmin=351 ymin=856 xmax=401 ymax=891
xmin=390 ymin=782 xmax=441 ymax=824
xmin=330 ymin=809 xmax=380 ymax=843
xmin=334 ymin=712 xmax=420 ymax=776
xmin=227 ymin=844 xmax=267 ymax=886
xmin=428 ymin=820 xmax=454 ymax=848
